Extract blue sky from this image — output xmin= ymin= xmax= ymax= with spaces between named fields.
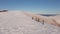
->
xmin=0 ymin=0 xmax=60 ymax=14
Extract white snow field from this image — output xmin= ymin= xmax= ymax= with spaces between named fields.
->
xmin=0 ymin=11 xmax=60 ymax=34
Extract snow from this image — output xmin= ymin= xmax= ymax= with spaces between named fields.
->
xmin=49 ymin=15 xmax=60 ymax=25
xmin=0 ymin=11 xmax=60 ymax=34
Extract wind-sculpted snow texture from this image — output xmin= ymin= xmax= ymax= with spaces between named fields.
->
xmin=0 ymin=11 xmax=60 ymax=34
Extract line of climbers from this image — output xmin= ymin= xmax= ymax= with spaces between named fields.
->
xmin=32 ymin=17 xmax=44 ymax=25
xmin=32 ymin=16 xmax=60 ymax=27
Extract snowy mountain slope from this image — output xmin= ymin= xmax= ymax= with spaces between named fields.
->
xmin=0 ymin=11 xmax=60 ymax=34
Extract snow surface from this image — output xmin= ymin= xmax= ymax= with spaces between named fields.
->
xmin=0 ymin=11 xmax=60 ymax=34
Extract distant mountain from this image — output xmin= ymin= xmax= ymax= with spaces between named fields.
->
xmin=38 ymin=14 xmax=59 ymax=17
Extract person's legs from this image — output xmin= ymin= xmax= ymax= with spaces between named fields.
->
xmin=42 ymin=20 xmax=44 ymax=25
xmin=37 ymin=18 xmax=40 ymax=22
xmin=32 ymin=17 xmax=33 ymax=20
